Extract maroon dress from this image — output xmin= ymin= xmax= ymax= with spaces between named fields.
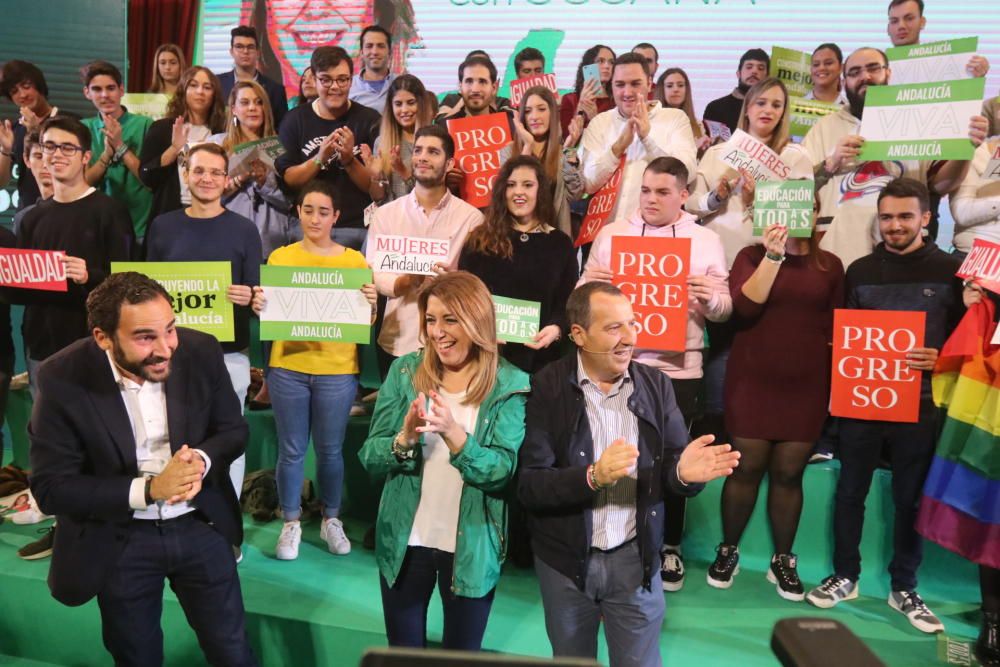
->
xmin=724 ymin=245 xmax=845 ymax=442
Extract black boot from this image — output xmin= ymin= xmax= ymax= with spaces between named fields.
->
xmin=976 ymin=609 xmax=1000 ymax=667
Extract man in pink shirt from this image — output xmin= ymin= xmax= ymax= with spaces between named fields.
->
xmin=366 ymin=124 xmax=482 ymax=374
xmin=579 ymin=156 xmax=731 ymax=592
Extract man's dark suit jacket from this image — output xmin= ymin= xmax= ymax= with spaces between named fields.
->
xmin=29 ymin=328 xmax=248 ymax=607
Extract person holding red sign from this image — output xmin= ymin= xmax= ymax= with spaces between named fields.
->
xmin=504 ymin=87 xmax=584 ymax=238
xmin=710 ymin=204 xmax=843 ymax=601
xmin=806 ymin=178 xmax=969 ymax=633
xmin=580 ymin=157 xmax=731 ymax=592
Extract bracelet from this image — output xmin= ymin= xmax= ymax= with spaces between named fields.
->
xmin=112 ymin=143 xmax=128 ymax=163
xmin=764 ymin=251 xmax=786 ymax=264
xmin=587 ymin=464 xmax=604 ymax=491
xmin=312 ymin=155 xmax=326 ymax=170
xmin=392 ymin=430 xmax=416 ymax=460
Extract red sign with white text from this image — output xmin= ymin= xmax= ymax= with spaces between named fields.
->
xmin=575 ymin=156 xmax=626 ymax=247
xmin=509 ymin=73 xmax=559 ymax=108
xmin=957 ymin=238 xmax=1000 ymax=294
xmin=0 ymin=248 xmax=67 ymax=291
xmin=447 ymin=112 xmax=511 ymax=208
xmin=611 ymin=236 xmax=690 ymax=352
xmin=830 ymin=309 xmax=925 ymax=423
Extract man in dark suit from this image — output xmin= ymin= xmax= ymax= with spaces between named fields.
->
xmin=29 ymin=271 xmax=257 ymax=667
xmin=218 ymin=25 xmax=288 ymax=129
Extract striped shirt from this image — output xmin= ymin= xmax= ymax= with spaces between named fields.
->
xmin=577 ymin=354 xmax=639 ymax=550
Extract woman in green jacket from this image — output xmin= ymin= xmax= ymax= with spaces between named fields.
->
xmin=359 ymin=271 xmax=530 ymax=651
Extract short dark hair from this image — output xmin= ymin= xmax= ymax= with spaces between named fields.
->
xmin=230 ymin=25 xmax=259 ymax=47
xmin=739 ymin=48 xmax=771 ymax=70
xmin=40 ymin=116 xmax=91 ymax=152
xmin=888 ymin=0 xmax=924 ymax=15
xmin=296 ymin=178 xmax=340 ymax=211
xmin=0 ymin=60 xmax=48 ymax=100
xmin=87 ymin=272 xmax=172 ymax=334
xmin=80 ymin=60 xmax=123 ymax=87
xmin=465 ymin=49 xmax=490 ymax=60
xmin=23 ymin=131 xmax=41 ymax=154
xmin=632 ymin=43 xmax=659 ymax=62
xmin=613 ymin=52 xmax=650 ymax=78
xmin=567 ymin=282 xmax=626 ymax=330
xmin=514 ymin=47 xmax=545 ymax=73
xmin=414 ymin=124 xmax=455 ymax=161
xmin=458 ymin=55 xmax=497 ymax=84
xmin=312 ymin=46 xmax=354 ymax=77
xmin=644 ymin=157 xmax=689 ymax=186
xmin=360 ymin=25 xmax=392 ymax=49
xmin=812 ymin=43 xmax=844 ymax=64
xmin=186 ymin=142 xmax=228 ymax=168
xmin=877 ymin=177 xmax=930 ymax=213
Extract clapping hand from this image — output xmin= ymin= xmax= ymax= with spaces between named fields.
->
xmin=417 ymin=390 xmax=468 ymax=454
xmin=676 ymin=434 xmax=740 ymax=484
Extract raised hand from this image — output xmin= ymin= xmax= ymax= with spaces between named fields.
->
xmin=676 ymin=434 xmax=741 ymax=484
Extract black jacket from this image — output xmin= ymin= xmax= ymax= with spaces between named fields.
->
xmin=29 ymin=328 xmax=248 ymax=606
xmin=518 ymin=352 xmax=703 ymax=591
xmin=138 ymin=117 xmax=183 ymax=226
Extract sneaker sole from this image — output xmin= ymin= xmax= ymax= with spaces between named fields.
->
xmin=328 ymin=545 xmax=351 ymax=555
xmin=707 ymin=565 xmax=740 ymax=589
xmin=887 ymin=595 xmax=944 ymax=634
xmin=661 ymin=577 xmax=684 ymax=592
xmin=807 ymin=585 xmax=859 ymax=609
xmin=275 ymin=551 xmax=299 ymax=561
xmin=17 ymin=548 xmax=52 ymax=561
xmin=766 ymin=569 xmax=805 ymax=602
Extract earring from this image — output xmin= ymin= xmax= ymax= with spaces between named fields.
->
xmin=233 ymin=116 xmax=239 ymax=127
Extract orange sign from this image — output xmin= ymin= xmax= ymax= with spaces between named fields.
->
xmin=830 ymin=309 xmax=926 ymax=423
xmin=447 ymin=112 xmax=512 ymax=208
xmin=575 ymin=156 xmax=625 ymax=247
xmin=611 ymin=236 xmax=691 ymax=352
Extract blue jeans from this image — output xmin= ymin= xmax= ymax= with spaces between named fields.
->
xmin=97 ymin=514 xmax=257 ymax=666
xmin=379 ymin=546 xmax=496 ymax=650
xmin=268 ymin=367 xmax=357 ymax=520
xmin=535 ymin=541 xmax=664 ymax=667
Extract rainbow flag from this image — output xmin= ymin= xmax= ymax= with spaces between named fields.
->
xmin=916 ymin=299 xmax=1000 ymax=568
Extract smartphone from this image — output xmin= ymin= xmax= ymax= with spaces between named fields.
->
xmin=581 ymin=64 xmax=606 ymax=98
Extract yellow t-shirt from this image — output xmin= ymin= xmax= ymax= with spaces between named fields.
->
xmin=267 ymin=242 xmax=369 ymax=375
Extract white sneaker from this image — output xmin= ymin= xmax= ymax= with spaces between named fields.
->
xmin=275 ymin=521 xmax=301 ymax=560
xmin=889 ymin=590 xmax=945 ymax=634
xmin=320 ymin=517 xmax=351 ymax=555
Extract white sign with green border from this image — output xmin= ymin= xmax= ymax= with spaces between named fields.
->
xmin=258 ymin=265 xmax=372 ymax=343
xmin=112 ymin=261 xmax=234 ymax=342
xmin=493 ymin=295 xmax=541 ymax=344
xmin=887 ymin=37 xmax=979 ymax=85
xmin=789 ymin=97 xmax=842 ymax=141
xmin=858 ymin=78 xmax=985 ymax=161
xmin=753 ymin=181 xmax=815 ymax=237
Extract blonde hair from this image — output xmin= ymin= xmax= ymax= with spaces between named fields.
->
xmin=415 ymin=272 xmax=498 ymax=406
xmin=513 ymin=87 xmax=561 ymax=182
xmin=738 ymin=77 xmax=791 ymax=153
xmin=221 ymin=80 xmax=276 ymax=152
xmin=149 ymin=43 xmax=185 ymax=94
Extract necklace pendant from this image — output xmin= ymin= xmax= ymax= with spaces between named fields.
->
xmin=519 ymin=233 xmax=530 ymax=242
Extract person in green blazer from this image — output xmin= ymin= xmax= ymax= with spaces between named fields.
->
xmin=360 ymin=271 xmax=530 ymax=651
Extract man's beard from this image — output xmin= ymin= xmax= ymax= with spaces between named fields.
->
xmin=846 ymin=85 xmax=866 ymax=119
xmin=113 ymin=343 xmax=170 ymax=382
xmin=737 ymin=80 xmax=751 ymax=95
xmin=414 ymin=166 xmax=446 ymax=189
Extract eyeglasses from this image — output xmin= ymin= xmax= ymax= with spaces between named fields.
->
xmin=40 ymin=142 xmax=84 ymax=157
xmin=845 ymin=63 xmax=887 ymax=78
xmin=189 ymin=167 xmax=227 ymax=180
xmin=232 ymin=43 xmax=258 ymax=52
xmin=316 ymin=75 xmax=352 ymax=89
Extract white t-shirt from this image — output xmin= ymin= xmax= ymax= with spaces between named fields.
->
xmin=408 ymin=389 xmax=480 ymax=553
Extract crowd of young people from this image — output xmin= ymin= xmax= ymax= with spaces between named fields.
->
xmin=3 ymin=1 xmax=1000 ymax=665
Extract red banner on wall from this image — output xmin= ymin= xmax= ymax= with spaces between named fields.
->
xmin=447 ymin=112 xmax=512 ymax=209
xmin=611 ymin=236 xmax=690 ymax=352
xmin=575 ymin=156 xmax=625 ymax=248
xmin=0 ymin=249 xmax=67 ymax=291
xmin=830 ymin=309 xmax=926 ymax=423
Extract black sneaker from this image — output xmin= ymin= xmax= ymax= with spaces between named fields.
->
xmin=706 ymin=543 xmax=739 ymax=589
xmin=18 ymin=525 xmax=54 ymax=560
xmin=766 ymin=553 xmax=805 ymax=601
xmin=976 ymin=610 xmax=999 ymax=667
xmin=660 ymin=547 xmax=685 ymax=592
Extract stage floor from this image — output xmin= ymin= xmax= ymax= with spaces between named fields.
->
xmin=0 ymin=468 xmax=983 ymax=667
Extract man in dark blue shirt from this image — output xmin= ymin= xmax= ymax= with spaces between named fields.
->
xmin=217 ymin=25 xmax=288 ymax=129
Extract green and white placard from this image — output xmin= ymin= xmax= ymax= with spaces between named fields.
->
xmin=770 ymin=46 xmax=812 ymax=98
xmin=887 ymin=37 xmax=979 ymax=85
xmin=858 ymin=78 xmax=986 ymax=161
xmin=112 ymin=261 xmax=234 ymax=341
xmin=229 ymin=137 xmax=286 ymax=179
xmin=120 ymin=93 xmax=170 ymax=120
xmin=493 ymin=295 xmax=541 ymax=344
xmin=258 ymin=265 xmax=372 ymax=343
xmin=788 ymin=97 xmax=842 ymax=140
xmin=753 ymin=181 xmax=815 ymax=238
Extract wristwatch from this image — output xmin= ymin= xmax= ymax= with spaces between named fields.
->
xmin=392 ymin=430 xmax=416 ymax=461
